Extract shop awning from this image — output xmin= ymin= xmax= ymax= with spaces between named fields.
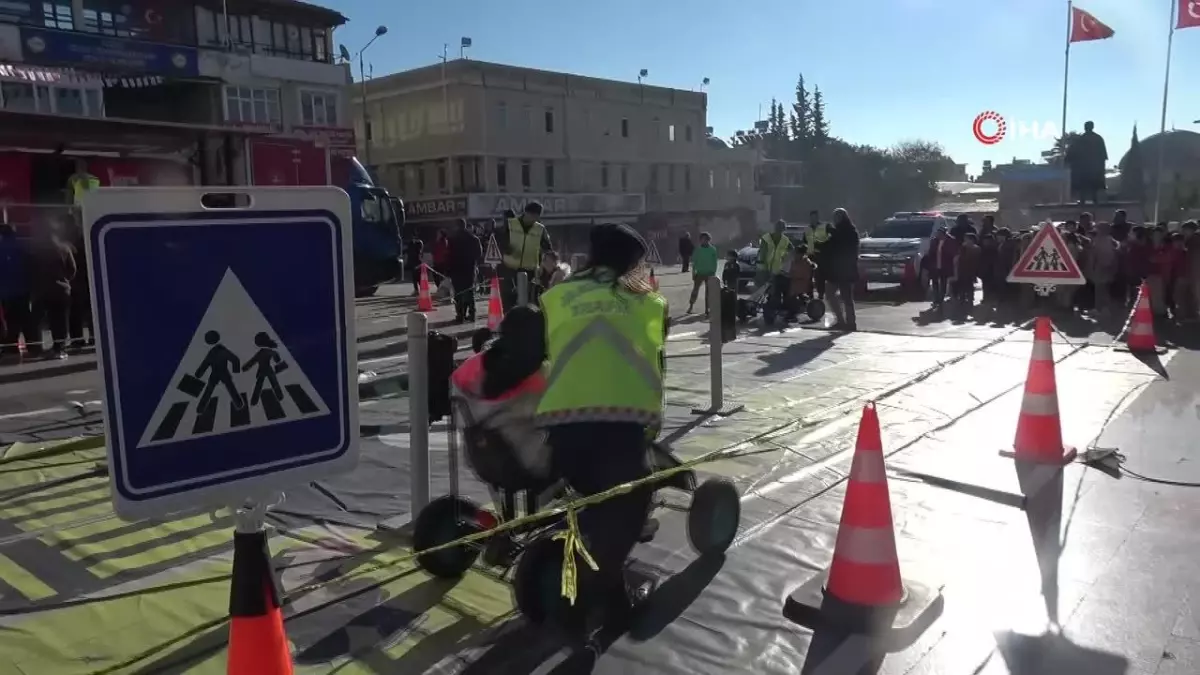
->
xmin=0 ymin=109 xmax=275 ymax=154
xmin=0 ymin=62 xmax=166 ymax=88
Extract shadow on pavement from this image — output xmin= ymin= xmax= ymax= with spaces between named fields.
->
xmin=752 ymin=332 xmax=839 ymax=378
xmin=993 ymin=630 xmax=1128 ymax=675
xmin=0 ymin=358 xmax=97 ymax=385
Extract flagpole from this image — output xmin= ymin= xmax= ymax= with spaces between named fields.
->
xmin=1060 ymin=0 xmax=1072 ymax=203
xmin=1153 ymin=0 xmax=1177 ymax=223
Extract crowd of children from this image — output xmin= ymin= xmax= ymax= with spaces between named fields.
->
xmin=926 ymin=210 xmax=1200 ymax=325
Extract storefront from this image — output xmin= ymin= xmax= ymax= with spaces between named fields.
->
xmin=248 ymin=126 xmax=357 ymax=188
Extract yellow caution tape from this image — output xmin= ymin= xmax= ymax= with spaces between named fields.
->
xmin=550 ymin=507 xmax=598 ymax=605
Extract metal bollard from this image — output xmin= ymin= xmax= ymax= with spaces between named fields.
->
xmin=691 ymin=276 xmax=744 ymax=417
xmin=407 ymin=311 xmax=431 ymax=515
xmin=517 ymin=271 xmax=529 ymax=307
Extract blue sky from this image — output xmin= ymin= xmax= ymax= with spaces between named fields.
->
xmin=322 ymin=0 xmax=1198 ymax=176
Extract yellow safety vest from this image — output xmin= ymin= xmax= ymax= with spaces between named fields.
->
xmin=806 ymin=223 xmax=829 ymax=249
xmin=536 ymin=276 xmax=667 ymax=429
xmin=68 ymin=173 xmax=101 ymax=205
xmin=503 ymin=217 xmax=545 ymax=270
xmin=758 ymin=233 xmax=792 ymax=274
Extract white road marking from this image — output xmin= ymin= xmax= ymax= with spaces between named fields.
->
xmin=0 ymin=400 xmax=102 ymax=421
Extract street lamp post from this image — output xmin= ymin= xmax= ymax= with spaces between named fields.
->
xmin=358 ymin=25 xmax=388 ymax=170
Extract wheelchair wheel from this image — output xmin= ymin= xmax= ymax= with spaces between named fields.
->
xmin=471 ymin=328 xmax=492 ymax=354
xmin=687 ymin=479 xmax=741 ymax=555
xmin=736 ymin=299 xmax=753 ymax=324
xmin=806 ymin=298 xmax=826 ymax=322
xmin=413 ymin=495 xmax=495 ymax=578
xmin=513 ymin=536 xmax=597 ymax=628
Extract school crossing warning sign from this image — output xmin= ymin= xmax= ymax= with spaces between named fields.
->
xmin=83 ymin=186 xmax=359 ymax=518
xmin=1007 ymin=223 xmax=1085 ymax=285
xmin=483 ymin=235 xmax=502 ymax=264
xmin=140 ymin=269 xmax=329 ymax=447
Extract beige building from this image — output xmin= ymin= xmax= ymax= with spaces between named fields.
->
xmin=352 ymin=59 xmax=769 ymax=255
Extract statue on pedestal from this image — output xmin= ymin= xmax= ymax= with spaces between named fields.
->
xmin=1066 ymin=121 xmax=1108 ymax=204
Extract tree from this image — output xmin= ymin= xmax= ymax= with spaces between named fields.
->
xmin=1119 ymin=125 xmax=1145 ymax=204
xmin=790 ymin=74 xmax=813 ymax=156
xmin=810 ymin=86 xmax=830 ymax=146
xmin=1044 ymin=132 xmax=1081 ymax=163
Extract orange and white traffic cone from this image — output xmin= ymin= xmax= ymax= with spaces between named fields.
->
xmin=486 ymin=275 xmax=504 ymax=331
xmin=416 ymin=264 xmax=434 ymax=313
xmin=1001 ymin=316 xmax=1076 ymax=465
xmin=1121 ymin=281 xmax=1165 ymax=354
xmin=227 ymin=530 xmax=292 ymax=675
xmin=784 ymin=404 xmax=943 ymax=639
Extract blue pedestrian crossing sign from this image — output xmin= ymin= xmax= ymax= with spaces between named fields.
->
xmin=83 ymin=187 xmax=359 ymax=519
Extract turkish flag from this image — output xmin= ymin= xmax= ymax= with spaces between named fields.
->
xmin=1070 ymin=6 xmax=1115 ymax=43
xmin=1178 ymin=0 xmax=1200 ymax=30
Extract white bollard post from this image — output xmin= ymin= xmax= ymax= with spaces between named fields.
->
xmin=692 ymin=276 xmax=744 ymax=417
xmin=407 ymin=311 xmax=431 ymax=516
xmin=517 ymin=271 xmax=529 ymax=307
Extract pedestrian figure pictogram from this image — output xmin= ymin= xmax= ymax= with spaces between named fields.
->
xmin=1007 ymin=224 xmax=1085 ymax=285
xmin=140 ymin=268 xmax=330 ymax=448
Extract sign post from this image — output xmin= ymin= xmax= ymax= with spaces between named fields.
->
xmin=1006 ymin=222 xmax=1085 ymax=296
xmin=82 ymin=187 xmax=359 ymax=519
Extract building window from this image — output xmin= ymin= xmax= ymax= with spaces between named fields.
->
xmin=208 ymin=12 xmax=331 ymax=62
xmin=545 ymin=161 xmax=555 ymax=191
xmin=396 ymin=166 xmax=407 ymax=194
xmin=224 ymin=86 xmax=281 ymax=126
xmin=520 ymin=160 xmax=532 ymax=191
xmin=544 ymin=107 xmax=554 ymax=134
xmin=417 ymin=165 xmax=427 ymax=194
xmin=457 ymin=161 xmax=466 ymax=193
xmin=667 ymin=165 xmax=676 ymax=193
xmin=724 ymin=169 xmax=731 ymax=188
xmin=736 ymin=174 xmax=742 ymax=193
xmin=0 ymin=82 xmax=103 ymax=117
xmin=299 ymin=90 xmax=338 ymax=127
xmin=708 ymin=169 xmax=715 ymax=189
xmin=42 ymin=2 xmax=72 ymax=29
xmin=600 ymin=162 xmax=609 ymax=190
xmin=496 ymin=159 xmax=507 ymax=190
xmin=652 ymin=117 xmax=660 ymax=140
xmin=82 ymin=2 xmax=133 ymax=37
xmin=405 ymin=165 xmax=417 ymax=193
xmin=523 ymin=105 xmax=534 ymax=132
xmin=621 ymin=118 xmax=629 ymax=138
xmin=686 ymin=125 xmax=693 ymax=142
xmin=437 ymin=160 xmax=448 ymax=193
xmin=620 ymin=165 xmax=628 ymax=191
xmin=668 ymin=124 xmax=676 ymax=142
xmin=684 ymin=166 xmax=691 ymax=192
xmin=495 ymin=101 xmax=507 ymax=129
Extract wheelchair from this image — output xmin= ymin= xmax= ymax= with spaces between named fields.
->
xmin=411 ymin=398 xmax=741 ymax=627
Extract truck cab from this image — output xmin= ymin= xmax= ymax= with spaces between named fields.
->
xmin=344 ymin=158 xmax=404 ymax=297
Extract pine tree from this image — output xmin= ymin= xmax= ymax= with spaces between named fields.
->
xmin=1120 ymin=125 xmax=1145 ymax=204
xmin=791 ymin=74 xmax=813 ymax=156
xmin=811 ymin=86 xmax=830 ymax=145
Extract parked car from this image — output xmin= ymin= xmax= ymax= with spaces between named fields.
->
xmin=858 ymin=212 xmax=955 ymax=288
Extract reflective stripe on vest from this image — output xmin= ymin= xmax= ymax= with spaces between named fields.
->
xmin=759 ymin=234 xmax=791 ymax=273
xmin=503 ymin=218 xmax=544 ymax=270
xmin=536 ymin=281 xmax=665 ymax=428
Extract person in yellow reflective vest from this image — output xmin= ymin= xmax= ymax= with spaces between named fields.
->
xmin=537 ymin=222 xmax=666 ymax=624
xmin=805 ymin=209 xmax=831 ymax=299
xmin=65 ymin=159 xmax=100 ymax=220
xmin=495 ymin=201 xmax=552 ymax=311
xmin=757 ymin=219 xmax=794 ymax=315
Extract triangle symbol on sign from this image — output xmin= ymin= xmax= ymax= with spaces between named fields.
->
xmin=483 ymin=235 xmax=502 ymax=264
xmin=1007 ymin=224 xmax=1085 ymax=284
xmin=137 ymin=269 xmax=330 ymax=449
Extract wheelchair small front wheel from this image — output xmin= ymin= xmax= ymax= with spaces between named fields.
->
xmin=413 ymin=496 xmax=494 ymax=578
xmin=806 ymin=298 xmax=826 ymax=322
xmin=687 ymin=479 xmax=741 ymax=556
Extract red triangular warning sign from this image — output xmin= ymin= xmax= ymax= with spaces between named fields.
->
xmin=1007 ymin=224 xmax=1085 ymax=285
